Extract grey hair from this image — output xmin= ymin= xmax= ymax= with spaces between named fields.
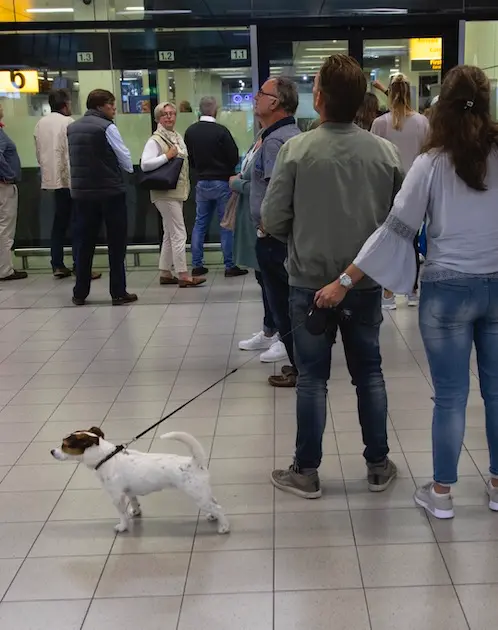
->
xmin=199 ymin=96 xmax=217 ymax=117
xmin=273 ymin=77 xmax=299 ymax=115
xmin=154 ymin=101 xmax=176 ymax=123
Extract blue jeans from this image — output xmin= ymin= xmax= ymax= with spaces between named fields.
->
xmin=291 ymin=286 xmax=388 ymax=469
xmin=419 ymin=278 xmax=498 ymax=484
xmin=191 ymin=180 xmax=234 ymax=269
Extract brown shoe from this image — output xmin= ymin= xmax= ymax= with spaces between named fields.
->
xmin=179 ymin=277 xmax=206 ymax=288
xmin=281 ymin=365 xmax=296 ymax=377
xmin=268 ymin=373 xmax=297 ymax=388
xmin=0 ymin=270 xmax=28 ymax=281
xmin=112 ymin=292 xmax=138 ymax=306
xmin=160 ymin=276 xmax=179 ymax=285
xmin=91 ymin=270 xmax=102 ymax=280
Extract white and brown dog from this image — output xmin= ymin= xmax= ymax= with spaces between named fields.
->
xmin=51 ymin=427 xmax=230 ymax=534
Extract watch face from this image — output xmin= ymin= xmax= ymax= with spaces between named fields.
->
xmin=340 ymin=274 xmax=352 ymax=288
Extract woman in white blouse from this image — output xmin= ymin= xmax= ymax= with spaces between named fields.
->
xmin=314 ymin=65 xmax=498 ymax=520
xmin=141 ymin=102 xmax=205 ymax=287
xmin=371 ymin=74 xmax=430 ymax=309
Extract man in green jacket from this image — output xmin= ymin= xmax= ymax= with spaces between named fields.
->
xmin=262 ymin=54 xmax=404 ymax=499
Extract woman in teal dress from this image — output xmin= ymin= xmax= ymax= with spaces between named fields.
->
xmin=230 ymin=136 xmax=278 ymax=351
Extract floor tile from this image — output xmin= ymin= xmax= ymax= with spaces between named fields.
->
xmin=358 ymin=543 xmax=451 ymax=587
xmin=275 ymin=546 xmax=362 ymax=590
xmin=179 ymin=593 xmax=273 ymax=630
xmin=29 ymin=520 xmax=116 ymax=557
xmin=275 ymin=480 xmax=348 ymax=512
xmin=345 ymin=478 xmax=416 ymax=510
xmin=0 ymin=490 xmax=62 ymax=522
xmin=0 ymin=463 xmax=77 ymax=492
xmin=110 ymin=517 xmax=197 ymax=554
xmin=185 ymin=549 xmax=273 ymax=594
xmin=95 ymin=552 xmax=190 ymax=597
xmin=194 ymin=514 xmax=273 ymax=552
xmin=456 ymin=584 xmax=498 ymax=630
xmin=441 ymin=541 xmax=498 ymax=584
xmin=275 ymin=589 xmax=370 ymax=630
xmin=83 ymin=597 xmax=182 ymax=630
xmin=0 ymin=522 xmax=44 ymax=558
xmin=5 ymin=556 xmax=107 ymax=601
xmin=208 ymin=457 xmax=274 ymax=485
xmin=0 ymin=600 xmax=90 ymax=630
xmin=211 ymin=435 xmax=274 ymax=459
xmin=275 ymin=510 xmax=354 ymax=548
xmin=366 ymin=586 xmax=469 ymax=630
xmin=215 ymin=414 xmax=274 ymax=436
xmin=351 ymin=508 xmax=436 ymax=545
xmin=208 ymin=483 xmax=274 ymax=515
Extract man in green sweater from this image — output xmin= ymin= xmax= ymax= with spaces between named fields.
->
xmin=262 ymin=54 xmax=404 ymax=498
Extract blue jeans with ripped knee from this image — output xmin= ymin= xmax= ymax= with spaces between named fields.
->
xmin=419 ymin=278 xmax=498 ymax=484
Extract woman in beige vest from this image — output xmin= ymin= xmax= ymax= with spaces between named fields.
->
xmin=141 ymin=102 xmax=205 ymax=287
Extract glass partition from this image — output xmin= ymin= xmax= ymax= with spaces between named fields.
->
xmin=0 ymin=27 xmax=254 ymax=247
xmin=464 ymin=21 xmax=498 ymax=120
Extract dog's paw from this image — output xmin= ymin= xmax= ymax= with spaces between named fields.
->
xmin=217 ymin=523 xmax=230 ymax=535
xmin=206 ymin=513 xmax=217 ymax=522
xmin=128 ymin=507 xmax=142 ymax=518
xmin=114 ymin=522 xmax=129 ymax=533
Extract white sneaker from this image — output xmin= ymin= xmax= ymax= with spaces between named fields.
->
xmin=407 ymin=292 xmax=419 ymax=307
xmin=382 ymin=295 xmax=397 ymax=310
xmin=239 ymin=331 xmax=277 ymax=351
xmin=260 ymin=340 xmax=288 ymax=363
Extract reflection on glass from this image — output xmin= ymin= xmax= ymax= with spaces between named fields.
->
xmin=465 ymin=22 xmax=498 ymax=120
xmin=363 ymin=38 xmax=442 ymax=114
xmin=270 ymin=40 xmax=349 ymax=130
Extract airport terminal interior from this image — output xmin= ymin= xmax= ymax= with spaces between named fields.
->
xmin=1 ymin=0 xmax=498 ymax=628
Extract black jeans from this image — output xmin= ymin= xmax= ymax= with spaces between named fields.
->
xmin=73 ymin=194 xmax=128 ymax=300
xmin=413 ymin=234 xmax=421 ymax=293
xmin=51 ymin=188 xmax=74 ymax=270
xmin=255 ymin=236 xmax=294 ymax=366
xmin=255 ymin=270 xmax=277 ymax=336
xmin=291 ymin=285 xmax=388 ymax=469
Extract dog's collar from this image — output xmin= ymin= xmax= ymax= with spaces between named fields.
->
xmin=94 ymin=444 xmax=125 ymax=471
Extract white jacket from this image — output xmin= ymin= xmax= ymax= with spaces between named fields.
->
xmin=34 ymin=112 xmax=74 ymax=189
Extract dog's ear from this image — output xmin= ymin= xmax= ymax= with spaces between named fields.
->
xmin=89 ymin=427 xmax=105 ymax=440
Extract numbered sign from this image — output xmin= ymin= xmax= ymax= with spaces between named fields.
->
xmin=77 ymin=52 xmax=94 ymax=63
xmin=158 ymin=51 xmax=175 ymax=62
xmin=231 ymin=49 xmax=248 ymax=61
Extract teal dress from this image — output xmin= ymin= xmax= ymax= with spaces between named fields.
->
xmin=230 ymin=143 xmax=261 ymax=270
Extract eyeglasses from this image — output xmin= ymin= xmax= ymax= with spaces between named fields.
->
xmin=256 ymin=89 xmax=278 ymax=99
xmin=161 ymin=111 xmax=176 ymax=117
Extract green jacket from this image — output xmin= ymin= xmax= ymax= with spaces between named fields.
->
xmin=261 ymin=123 xmax=404 ymax=290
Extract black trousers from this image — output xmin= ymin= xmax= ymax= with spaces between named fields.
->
xmin=51 ymin=188 xmax=74 ymax=270
xmin=73 ymin=194 xmax=128 ymax=300
xmin=255 ymin=235 xmax=295 ymax=366
xmin=413 ymin=234 xmax=421 ymax=293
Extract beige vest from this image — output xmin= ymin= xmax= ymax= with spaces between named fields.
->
xmin=150 ymin=131 xmax=190 ymax=204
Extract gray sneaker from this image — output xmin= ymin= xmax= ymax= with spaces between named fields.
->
xmin=414 ymin=482 xmax=454 ymax=519
xmin=271 ymin=465 xmax=322 ymax=499
xmin=367 ymin=458 xmax=397 ymax=492
xmin=487 ymin=480 xmax=498 ymax=511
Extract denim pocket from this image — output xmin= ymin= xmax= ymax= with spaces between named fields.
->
xmin=425 ymin=281 xmax=474 ymax=325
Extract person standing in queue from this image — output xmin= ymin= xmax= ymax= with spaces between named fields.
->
xmin=0 ymin=102 xmax=26 ymax=281
xmin=68 ymin=89 xmax=136 ymax=306
xmin=34 ymin=88 xmax=102 ymax=281
xmin=252 ymin=77 xmax=301 ymax=386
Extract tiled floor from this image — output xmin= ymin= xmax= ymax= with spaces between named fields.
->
xmin=0 ymin=268 xmax=496 ymax=630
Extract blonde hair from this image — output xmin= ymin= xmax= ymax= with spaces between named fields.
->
xmin=389 ymin=74 xmax=413 ymax=131
xmin=154 ymin=101 xmax=176 ymax=123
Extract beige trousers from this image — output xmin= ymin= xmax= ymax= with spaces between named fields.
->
xmin=0 ymin=184 xmax=18 ymax=278
xmin=155 ymin=199 xmax=188 ymax=274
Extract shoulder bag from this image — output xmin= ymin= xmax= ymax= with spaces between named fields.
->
xmin=138 ymin=134 xmax=184 ymax=191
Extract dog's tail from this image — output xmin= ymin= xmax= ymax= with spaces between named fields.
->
xmin=159 ymin=432 xmax=207 ymax=469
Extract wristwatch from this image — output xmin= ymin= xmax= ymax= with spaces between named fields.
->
xmin=339 ymin=272 xmax=353 ymax=290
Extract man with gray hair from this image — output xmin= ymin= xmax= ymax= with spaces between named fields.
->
xmin=252 ymin=76 xmax=301 ymax=386
xmin=184 ymin=96 xmax=246 ymax=277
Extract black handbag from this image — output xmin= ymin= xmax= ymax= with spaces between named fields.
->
xmin=138 ymin=156 xmax=184 ymax=191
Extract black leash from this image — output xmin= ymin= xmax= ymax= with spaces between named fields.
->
xmin=93 ymin=302 xmax=348 ymax=471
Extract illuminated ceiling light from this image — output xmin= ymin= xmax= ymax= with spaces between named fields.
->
xmin=120 ymin=7 xmax=192 ymax=13
xmin=304 ymin=48 xmax=347 ymax=52
xmin=26 ymin=7 xmax=74 ymax=12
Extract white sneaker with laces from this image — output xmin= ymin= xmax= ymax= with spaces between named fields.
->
xmin=239 ymin=331 xmax=278 ymax=351
xmin=260 ymin=340 xmax=288 ymax=363
xmin=382 ymin=295 xmax=397 ymax=310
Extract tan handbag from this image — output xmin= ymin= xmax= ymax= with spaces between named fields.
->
xmin=220 ymin=191 xmax=239 ymax=231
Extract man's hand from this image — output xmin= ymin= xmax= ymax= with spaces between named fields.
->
xmin=166 ymin=146 xmax=178 ymax=160
xmin=229 ymin=174 xmax=240 ymax=186
xmin=315 ymin=280 xmax=347 ymax=309
xmin=372 ymin=80 xmax=387 ymax=94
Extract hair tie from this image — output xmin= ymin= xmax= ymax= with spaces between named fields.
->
xmin=464 ymin=100 xmax=474 ymax=110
